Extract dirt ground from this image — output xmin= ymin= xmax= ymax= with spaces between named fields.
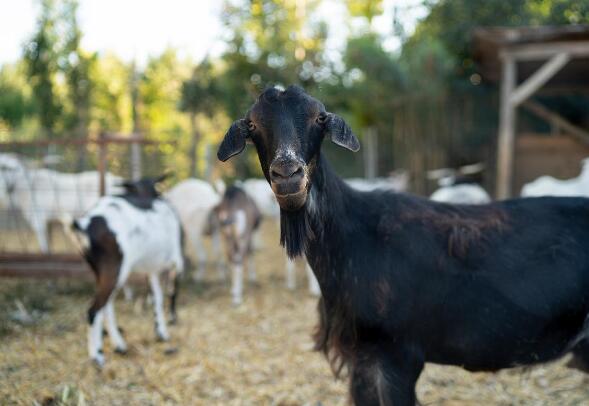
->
xmin=1 ymin=221 xmax=589 ymax=405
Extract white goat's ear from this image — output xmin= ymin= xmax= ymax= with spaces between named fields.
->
xmin=325 ymin=113 xmax=360 ymax=152
xmin=218 ymin=119 xmax=248 ymax=162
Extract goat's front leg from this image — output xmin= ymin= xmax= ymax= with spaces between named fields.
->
xmin=149 ymin=273 xmax=169 ymax=341
xmin=350 ymin=345 xmax=424 ymax=406
xmin=104 ymin=296 xmax=127 ymax=354
xmin=192 ymin=235 xmax=208 ymax=281
xmin=286 ymin=257 xmax=296 ymax=290
xmin=231 ymin=261 xmax=244 ymax=305
xmin=211 ymin=230 xmax=227 ymax=280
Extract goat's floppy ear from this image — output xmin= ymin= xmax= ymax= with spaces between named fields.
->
xmin=119 ymin=180 xmax=136 ymax=193
xmin=325 ymin=113 xmax=360 ymax=152
xmin=218 ymin=119 xmax=249 ymax=162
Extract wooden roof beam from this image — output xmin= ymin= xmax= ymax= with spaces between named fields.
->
xmin=502 ymin=41 xmax=589 ymax=61
xmin=509 ymin=52 xmax=571 ymax=106
xmin=521 ymin=100 xmax=589 ymax=146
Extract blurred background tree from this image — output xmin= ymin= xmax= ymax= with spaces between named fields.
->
xmin=1 ymin=0 xmax=588 ymax=190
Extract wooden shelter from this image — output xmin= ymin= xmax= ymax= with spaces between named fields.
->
xmin=473 ymin=25 xmax=589 ymax=198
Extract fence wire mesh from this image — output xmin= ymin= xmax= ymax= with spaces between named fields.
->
xmin=0 ymin=137 xmax=166 ymax=255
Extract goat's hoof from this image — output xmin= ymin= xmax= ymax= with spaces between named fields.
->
xmin=114 ymin=346 xmax=128 ymax=355
xmin=91 ymin=354 xmax=105 ymax=369
xmin=156 ymin=333 xmax=170 ymax=342
xmin=168 ymin=317 xmax=177 ymax=326
xmin=164 ymin=347 xmax=178 ymax=356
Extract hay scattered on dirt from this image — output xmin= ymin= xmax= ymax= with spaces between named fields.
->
xmin=1 ymin=221 xmax=588 ymax=405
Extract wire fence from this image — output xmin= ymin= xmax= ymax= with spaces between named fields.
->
xmin=0 ymin=134 xmax=168 ymax=256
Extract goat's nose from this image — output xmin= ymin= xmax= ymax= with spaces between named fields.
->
xmin=270 ymin=161 xmax=304 ymax=181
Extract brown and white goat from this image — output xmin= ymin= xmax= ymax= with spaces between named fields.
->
xmin=73 ymin=176 xmax=183 ymax=367
xmin=211 ymin=185 xmax=262 ymax=305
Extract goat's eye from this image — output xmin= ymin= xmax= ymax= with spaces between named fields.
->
xmin=248 ymin=121 xmax=256 ymax=132
xmin=316 ymin=113 xmax=327 ymax=125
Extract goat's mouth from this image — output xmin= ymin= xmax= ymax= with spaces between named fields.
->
xmin=271 ymin=179 xmax=308 ymax=211
xmin=274 ymin=189 xmax=308 ymax=211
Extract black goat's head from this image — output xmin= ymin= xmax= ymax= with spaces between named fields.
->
xmin=218 ymin=85 xmax=359 ymax=211
xmin=120 ymin=173 xmax=170 ymax=198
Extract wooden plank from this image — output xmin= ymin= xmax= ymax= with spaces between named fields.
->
xmin=98 ymin=133 xmax=107 ymax=196
xmin=509 ymin=52 xmax=570 ymax=106
xmin=503 ymin=41 xmax=589 ymax=61
xmin=521 ymin=100 xmax=589 ymax=145
xmin=0 ymin=253 xmax=84 ymax=262
xmin=496 ymin=56 xmax=518 ymax=199
xmin=0 ymin=259 xmax=91 ymax=278
xmin=0 ymin=134 xmax=169 ymax=148
xmin=0 ymin=254 xmax=145 ymax=281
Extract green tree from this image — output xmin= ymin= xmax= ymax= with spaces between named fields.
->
xmin=218 ymin=0 xmax=328 ymax=118
xmin=23 ymin=0 xmax=61 ymax=138
xmin=0 ymin=63 xmax=34 ymax=130
xmin=179 ymin=60 xmax=218 ymax=177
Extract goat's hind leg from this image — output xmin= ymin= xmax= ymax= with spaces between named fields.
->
xmin=149 ymin=273 xmax=169 ymax=341
xmin=166 ymin=269 xmax=180 ymax=325
xmin=87 ymin=272 xmax=118 ymax=367
xmin=350 ymin=345 xmax=424 ymax=406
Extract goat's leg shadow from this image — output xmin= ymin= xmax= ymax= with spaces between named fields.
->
xmin=350 ymin=344 xmax=424 ymax=406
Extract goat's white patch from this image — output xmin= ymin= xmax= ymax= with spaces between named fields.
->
xmin=275 ymin=146 xmax=299 ymax=162
xmin=234 ymin=209 xmax=247 ymax=236
xmin=306 ymin=263 xmax=321 ymax=296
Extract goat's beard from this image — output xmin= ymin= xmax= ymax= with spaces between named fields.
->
xmin=280 ymin=205 xmax=313 ymax=258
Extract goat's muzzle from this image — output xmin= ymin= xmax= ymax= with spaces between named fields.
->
xmin=269 ymin=159 xmax=308 ymax=211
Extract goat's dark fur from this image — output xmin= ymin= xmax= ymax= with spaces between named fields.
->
xmin=219 ymin=85 xmax=589 ymax=405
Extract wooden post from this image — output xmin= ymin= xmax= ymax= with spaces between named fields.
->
xmin=495 ymin=55 xmax=517 ymax=199
xmin=98 ymin=133 xmax=107 ymax=196
xmin=363 ymin=127 xmax=378 ymax=180
xmin=131 ymin=134 xmax=142 ymax=181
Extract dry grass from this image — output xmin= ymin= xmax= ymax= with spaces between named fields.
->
xmin=1 ymin=221 xmax=589 ymax=405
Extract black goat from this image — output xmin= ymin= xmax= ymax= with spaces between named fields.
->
xmin=217 ymin=85 xmax=589 ymax=405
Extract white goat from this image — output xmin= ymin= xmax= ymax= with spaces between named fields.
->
xmin=0 ymin=153 xmax=122 ymax=252
xmin=165 ymin=178 xmax=223 ymax=280
xmin=521 ymin=158 xmax=589 ymax=197
xmin=345 ymin=170 xmax=409 ymax=193
xmin=429 ymin=163 xmax=491 ymax=204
